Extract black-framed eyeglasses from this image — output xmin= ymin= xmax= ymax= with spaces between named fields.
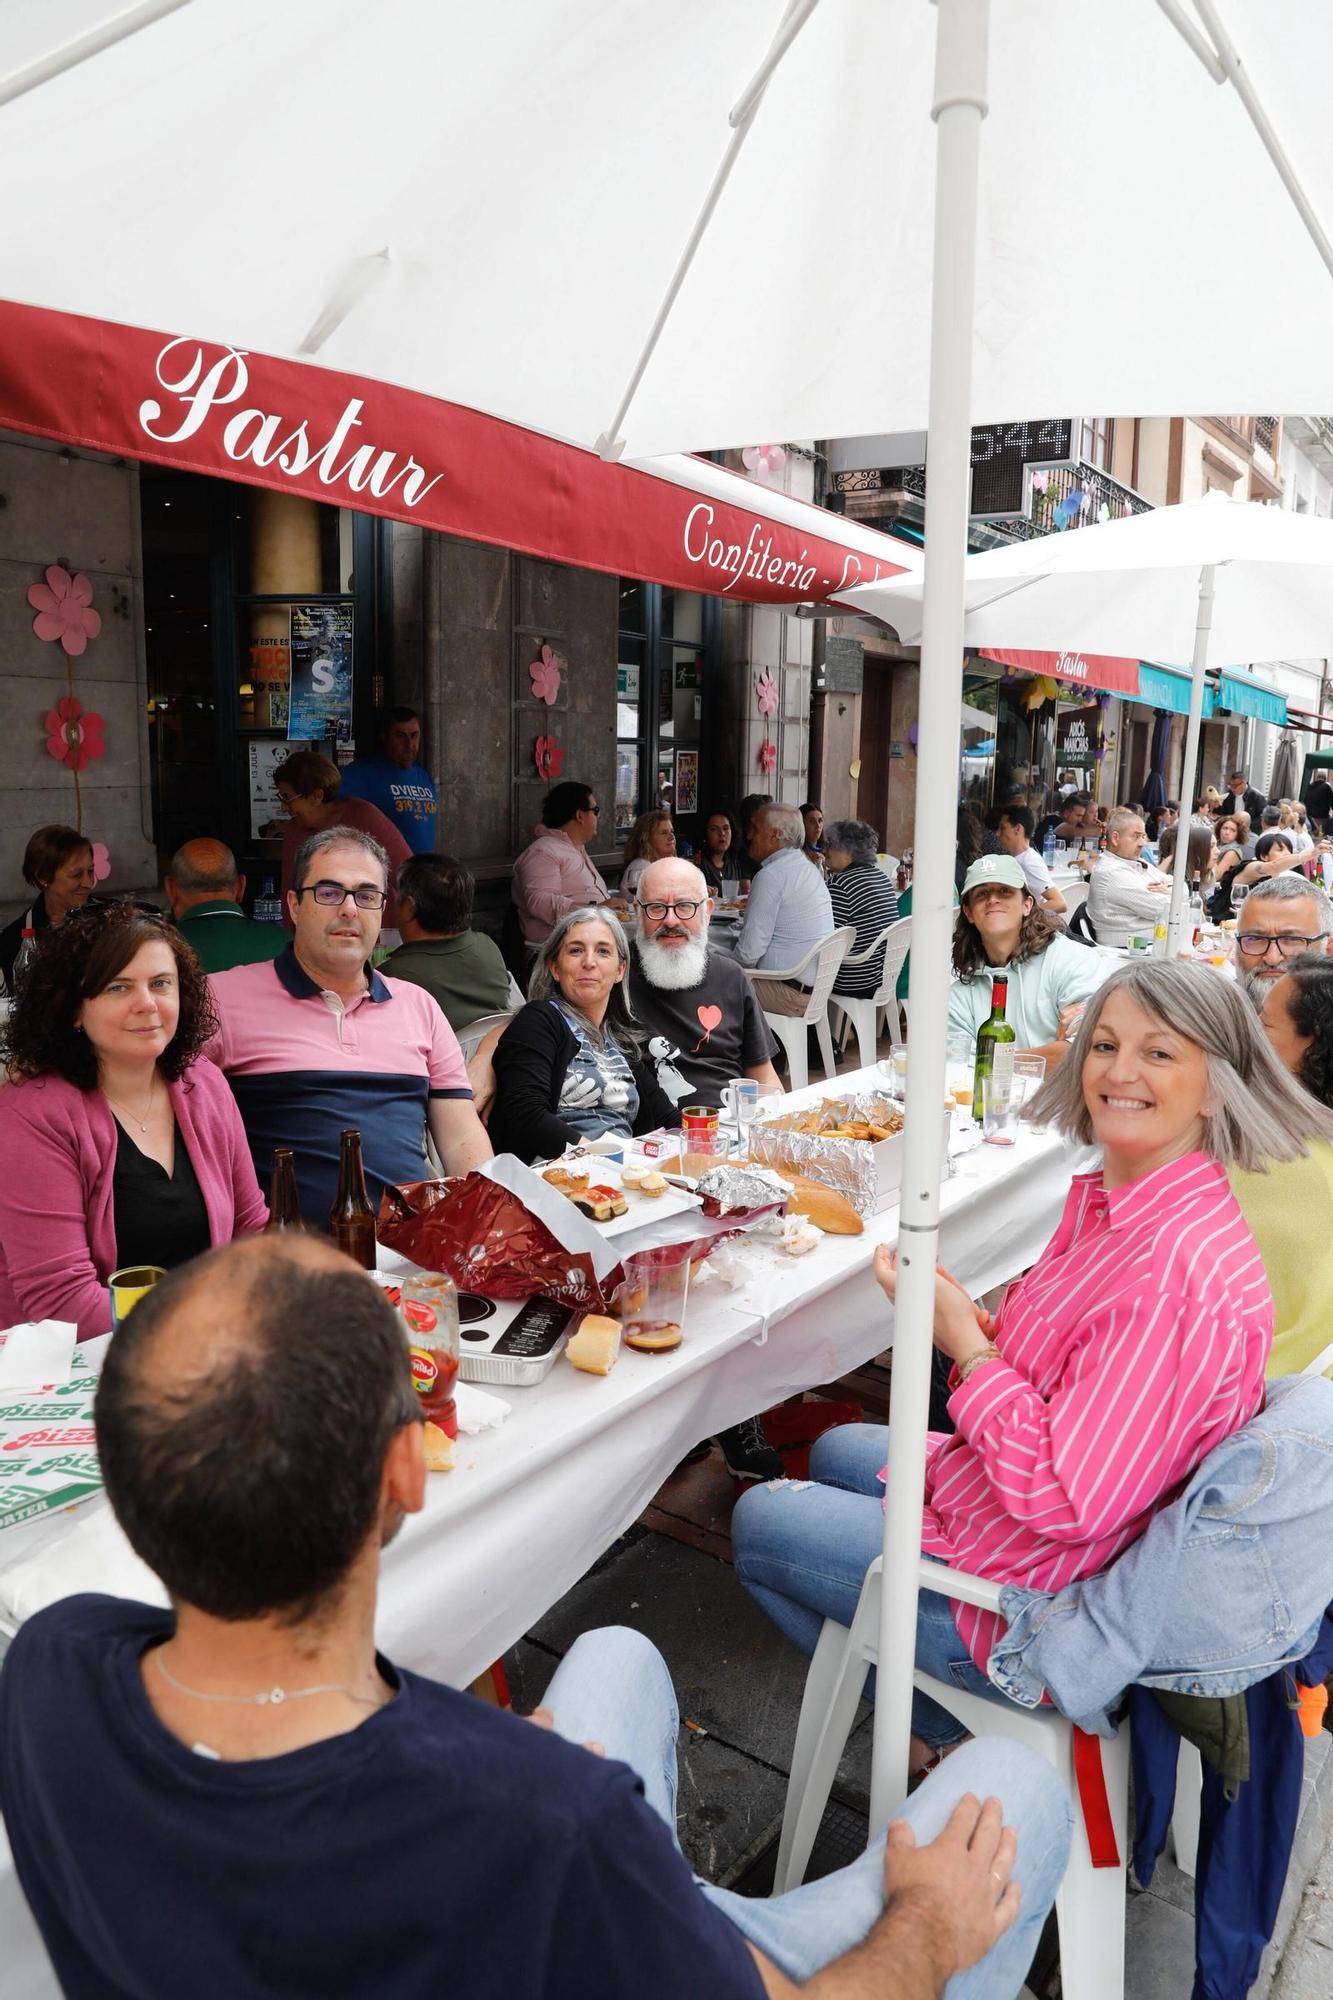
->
xmin=584 ymin=800 xmax=601 ymax=815
xmin=638 ymin=899 xmax=702 ymax=921
xmin=299 ymin=882 xmax=388 ymax=911
xmin=1236 ymin=932 xmax=1324 ymax=957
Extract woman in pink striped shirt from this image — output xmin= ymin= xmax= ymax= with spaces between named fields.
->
xmin=733 ymin=960 xmax=1333 ymax=1769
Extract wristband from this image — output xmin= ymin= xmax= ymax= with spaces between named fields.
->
xmin=956 ymin=1343 xmax=1002 ymax=1386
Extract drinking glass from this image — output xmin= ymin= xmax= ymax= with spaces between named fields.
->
xmin=619 ymin=1246 xmax=690 ymax=1353
xmin=720 ymin=876 xmax=740 ymax=903
xmin=946 ymin=1034 xmax=975 ymax=1118
xmin=721 ymin=1077 xmax=760 ymax=1150
xmin=679 ymin=1104 xmax=721 ymax=1177
xmin=1012 ymin=1053 xmax=1047 ymax=1107
xmin=982 ymin=1070 xmax=1019 ymax=1147
xmin=1230 ymin=882 xmax=1248 ymax=919
xmin=878 ymin=1042 xmax=909 ymax=1102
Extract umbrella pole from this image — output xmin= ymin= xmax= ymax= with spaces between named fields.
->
xmin=869 ymin=0 xmax=990 ymax=1828
xmin=1166 ymin=565 xmax=1215 ymax=954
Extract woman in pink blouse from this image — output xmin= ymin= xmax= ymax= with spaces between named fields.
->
xmin=0 ymin=903 xmax=266 ymax=1340
xmin=733 ymin=960 xmax=1333 ymax=1771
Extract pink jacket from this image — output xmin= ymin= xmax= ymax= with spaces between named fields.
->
xmin=512 ymin=828 xmax=610 ymax=944
xmin=0 ymin=1061 xmax=268 ymax=1341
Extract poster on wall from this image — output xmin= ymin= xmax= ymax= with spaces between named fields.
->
xmin=1055 ymin=702 xmax=1102 ymax=771
xmin=675 ymin=750 xmax=699 ymax=815
xmin=250 ymin=737 xmax=313 ymax=839
xmin=288 ymin=602 xmax=353 ymax=741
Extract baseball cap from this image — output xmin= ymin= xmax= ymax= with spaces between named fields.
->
xmin=961 ymin=854 xmax=1028 ymax=899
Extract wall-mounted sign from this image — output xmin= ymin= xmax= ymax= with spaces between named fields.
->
xmin=818 ymin=635 xmax=865 ymax=695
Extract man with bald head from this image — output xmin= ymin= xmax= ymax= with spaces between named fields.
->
xmin=164 ymin=837 xmax=284 ymax=972
xmin=0 ymin=1233 xmax=1068 ymax=1999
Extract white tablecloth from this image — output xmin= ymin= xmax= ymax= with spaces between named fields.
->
xmin=0 ymin=1077 xmax=1079 ymax=1996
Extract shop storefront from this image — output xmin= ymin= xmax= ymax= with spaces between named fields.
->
xmin=958 ymin=649 xmax=1137 ymax=815
xmin=615 ymin=582 xmax=720 ymax=843
xmin=1111 ymin=662 xmax=1288 ymax=806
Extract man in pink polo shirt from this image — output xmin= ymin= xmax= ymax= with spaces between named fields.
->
xmin=512 ymin=781 xmax=610 ymax=947
xmin=208 ymin=828 xmax=491 ymax=1221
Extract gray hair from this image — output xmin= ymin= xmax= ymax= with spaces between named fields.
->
xmin=528 ymin=904 xmax=641 ymax=1045
xmin=292 ymin=826 xmax=389 ymax=895
xmin=167 ymin=844 xmax=238 ymax=894
xmin=1104 ymin=805 xmax=1144 ymax=839
xmin=757 ymin=803 xmax=804 ymax=851
xmin=1025 ymin=957 xmax=1333 ymax=1172
xmin=822 ymin=818 xmax=880 ymax=867
xmin=1243 ymin=872 xmax=1333 ymax=933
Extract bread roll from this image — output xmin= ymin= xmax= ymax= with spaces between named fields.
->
xmin=783 ymin=1177 xmax=863 ymax=1234
xmin=567 ymin=1313 xmax=622 ymax=1375
xmin=422 ymin=1422 xmax=455 ymax=1472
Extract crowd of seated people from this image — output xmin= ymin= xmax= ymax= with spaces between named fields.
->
xmin=12 ymin=736 xmax=1333 ymax=1998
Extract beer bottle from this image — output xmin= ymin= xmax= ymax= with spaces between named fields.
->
xmin=971 ymin=977 xmax=1016 ymax=1122
xmin=328 ymin=1128 xmax=377 ymax=1269
xmin=265 ymin=1148 xmax=303 ymax=1233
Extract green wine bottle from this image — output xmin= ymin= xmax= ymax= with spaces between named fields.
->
xmin=972 ymin=977 xmax=1017 ymax=1121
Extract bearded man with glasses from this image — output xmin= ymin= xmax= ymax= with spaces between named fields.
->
xmin=1233 ymin=873 xmax=1333 ymax=1007
xmin=207 ymin=829 xmax=491 ymax=1218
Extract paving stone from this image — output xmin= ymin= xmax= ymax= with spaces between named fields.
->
xmin=675 ymin=1731 xmax=791 ymax=1882
xmin=527 ymin=1532 xmax=815 ymax=1771
xmin=1124 ymin=1880 xmax=1197 ymax=2000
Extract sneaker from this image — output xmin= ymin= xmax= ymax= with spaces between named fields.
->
xmin=719 ymin=1416 xmax=785 ymax=1483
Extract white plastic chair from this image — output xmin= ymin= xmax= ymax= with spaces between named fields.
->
xmin=456 ymin=1008 xmax=517 ymax=1063
xmin=1060 ymin=878 xmax=1090 ymax=919
xmin=743 ymin=928 xmax=854 ymax=1092
xmin=828 ymin=916 xmax=912 ymax=1068
xmin=774 ymin=1556 xmax=1131 ymax=2000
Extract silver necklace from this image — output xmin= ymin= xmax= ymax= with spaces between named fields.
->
xmin=103 ymin=1070 xmax=158 ymax=1135
xmin=154 ymin=1647 xmax=381 ymax=1710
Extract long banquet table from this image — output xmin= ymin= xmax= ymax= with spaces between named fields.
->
xmin=0 ymin=1075 xmax=1080 ymax=1996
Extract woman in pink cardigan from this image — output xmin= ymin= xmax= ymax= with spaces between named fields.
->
xmin=0 ymin=903 xmax=266 ymax=1339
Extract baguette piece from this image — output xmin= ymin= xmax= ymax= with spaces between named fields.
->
xmin=422 ymin=1422 xmax=455 ymax=1472
xmin=782 ymin=1176 xmax=864 ymax=1234
xmin=567 ymin=1313 xmax=623 ymax=1375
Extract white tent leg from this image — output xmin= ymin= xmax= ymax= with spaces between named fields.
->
xmin=870 ymin=0 xmax=990 ymax=1828
xmin=1165 ymin=565 xmax=1215 ymax=955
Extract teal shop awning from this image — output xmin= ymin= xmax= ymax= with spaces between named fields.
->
xmin=1134 ymin=664 xmax=1287 ymax=727
xmin=1136 ymin=663 xmax=1202 ymax=716
xmin=1218 ymin=675 xmax=1287 ymax=726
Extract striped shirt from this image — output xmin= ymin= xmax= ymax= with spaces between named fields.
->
xmin=827 ymin=863 xmax=900 ymax=996
xmin=921 ymin=1153 xmax=1272 ymax=1672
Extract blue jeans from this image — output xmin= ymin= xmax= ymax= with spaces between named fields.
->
xmin=731 ymin=1422 xmax=1014 ymax=1750
xmin=544 ymin=1625 xmax=1071 ymax=1995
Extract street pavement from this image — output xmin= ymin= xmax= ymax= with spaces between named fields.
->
xmin=504 ymin=1440 xmax=1333 ymax=2000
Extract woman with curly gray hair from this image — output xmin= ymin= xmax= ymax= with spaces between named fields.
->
xmin=487 ymin=906 xmax=679 ymax=1162
xmin=823 ymin=818 xmax=900 ymax=997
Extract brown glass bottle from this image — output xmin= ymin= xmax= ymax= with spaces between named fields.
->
xmin=265 ymin=1148 xmax=304 ymax=1233
xmin=328 ymin=1129 xmax=378 ymax=1269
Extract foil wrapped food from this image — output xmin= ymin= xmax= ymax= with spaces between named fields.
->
xmin=746 ymin=1090 xmax=901 ymax=1218
xmin=694 ymin=1163 xmax=790 ymax=1218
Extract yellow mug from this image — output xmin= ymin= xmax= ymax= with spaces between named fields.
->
xmin=109 ymin=1265 xmax=166 ymax=1327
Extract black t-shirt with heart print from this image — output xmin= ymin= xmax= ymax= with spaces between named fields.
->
xmin=628 ymin=946 xmax=778 ymax=1111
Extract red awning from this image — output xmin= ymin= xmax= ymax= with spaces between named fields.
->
xmin=0 ymin=300 xmax=914 ymax=607
xmin=977 ymin=647 xmax=1141 ymax=698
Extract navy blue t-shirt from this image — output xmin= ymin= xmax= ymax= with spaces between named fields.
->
xmin=0 ymin=1597 xmax=765 ymax=2000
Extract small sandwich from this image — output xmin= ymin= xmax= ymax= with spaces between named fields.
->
xmin=636 ymin=1170 xmax=668 ymax=1198
xmin=572 ymin=1183 xmax=629 ymax=1222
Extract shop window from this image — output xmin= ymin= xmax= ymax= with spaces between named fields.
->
xmin=615 ymin=581 xmax=714 ymax=839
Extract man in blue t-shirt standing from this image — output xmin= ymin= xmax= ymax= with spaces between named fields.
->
xmin=339 ymin=705 xmax=439 ymax=854
xmin=0 ymin=1237 xmax=1070 ymax=2000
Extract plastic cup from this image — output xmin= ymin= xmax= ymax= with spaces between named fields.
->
xmin=619 ymin=1246 xmax=690 ymax=1353
xmin=982 ymin=1071 xmax=1019 ymax=1146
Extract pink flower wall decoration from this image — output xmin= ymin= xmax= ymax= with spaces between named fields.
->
xmin=91 ymin=842 xmax=111 ymax=882
xmin=758 ymin=739 xmax=778 ymax=776
xmin=44 ymin=696 xmax=106 ymax=772
xmin=527 ymin=642 xmax=564 ymax=705
xmin=755 ymin=670 xmax=779 ymax=718
xmin=534 ymin=734 xmax=564 ymax=781
xmin=28 ymin=566 xmax=102 ymax=656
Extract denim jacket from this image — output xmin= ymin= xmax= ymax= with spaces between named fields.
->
xmin=988 ymin=1373 xmax=1333 ymax=1735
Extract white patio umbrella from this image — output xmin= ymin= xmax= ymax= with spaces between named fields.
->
xmin=848 ymin=497 xmax=1333 ymax=951
xmin=5 ymin=0 xmax=1333 ymax=1821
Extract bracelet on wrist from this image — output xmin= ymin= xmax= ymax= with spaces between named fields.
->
xmin=956 ymin=1343 xmax=1002 ymax=1386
